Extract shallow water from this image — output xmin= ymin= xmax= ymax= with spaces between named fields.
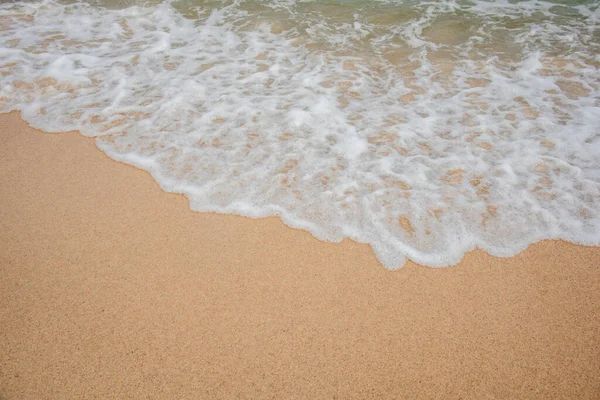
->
xmin=1 ymin=0 xmax=599 ymax=268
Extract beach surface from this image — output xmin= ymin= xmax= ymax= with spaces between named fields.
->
xmin=1 ymin=110 xmax=599 ymax=398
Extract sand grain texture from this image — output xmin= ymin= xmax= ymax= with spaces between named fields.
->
xmin=1 ymin=112 xmax=599 ymax=399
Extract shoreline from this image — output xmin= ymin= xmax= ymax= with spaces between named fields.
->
xmin=1 ymin=110 xmax=599 ymax=398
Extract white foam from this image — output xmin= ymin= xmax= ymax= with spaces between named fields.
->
xmin=0 ymin=0 xmax=599 ymax=268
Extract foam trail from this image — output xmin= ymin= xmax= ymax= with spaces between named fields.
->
xmin=0 ymin=0 xmax=599 ymax=268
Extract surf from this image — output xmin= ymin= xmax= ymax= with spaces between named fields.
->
xmin=1 ymin=0 xmax=598 ymax=268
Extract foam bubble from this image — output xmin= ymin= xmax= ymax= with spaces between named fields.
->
xmin=1 ymin=0 xmax=599 ymax=268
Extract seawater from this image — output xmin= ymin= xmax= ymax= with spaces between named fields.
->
xmin=0 ymin=0 xmax=599 ymax=268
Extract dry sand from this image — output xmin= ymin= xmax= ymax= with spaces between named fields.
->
xmin=1 ymin=111 xmax=599 ymax=399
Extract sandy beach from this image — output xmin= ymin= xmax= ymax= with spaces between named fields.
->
xmin=1 ymin=110 xmax=599 ymax=398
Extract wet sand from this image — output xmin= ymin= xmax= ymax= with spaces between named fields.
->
xmin=1 ymin=111 xmax=599 ymax=399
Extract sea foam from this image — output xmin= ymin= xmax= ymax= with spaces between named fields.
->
xmin=1 ymin=0 xmax=599 ymax=268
